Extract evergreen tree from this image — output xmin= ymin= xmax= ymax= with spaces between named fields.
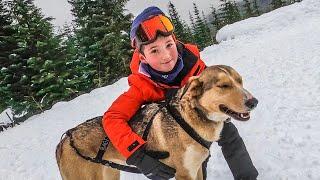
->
xmin=218 ymin=0 xmax=229 ymax=26
xmin=219 ymin=0 xmax=242 ymax=25
xmin=57 ymin=24 xmax=92 ymax=94
xmin=229 ymin=1 xmax=242 ymax=23
xmin=270 ymin=0 xmax=286 ymax=10
xmin=243 ymin=0 xmax=254 ymax=18
xmin=6 ymin=0 xmax=65 ymax=118
xmin=202 ymin=10 xmax=214 ymax=45
xmin=252 ymin=0 xmax=261 ymax=16
xmin=210 ymin=6 xmax=222 ymax=30
xmin=68 ymin=0 xmax=132 ymax=88
xmin=0 ymin=1 xmax=17 ymax=112
xmin=286 ymin=0 xmax=302 ymax=4
xmin=168 ymin=1 xmax=193 ymax=43
xmin=189 ymin=11 xmax=196 ymax=32
xmin=183 ymin=23 xmax=195 ymax=43
xmin=191 ymin=3 xmax=212 ymax=49
xmin=210 ymin=6 xmax=222 ymax=43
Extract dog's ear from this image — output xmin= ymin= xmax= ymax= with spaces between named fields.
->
xmin=185 ymin=76 xmax=203 ymax=98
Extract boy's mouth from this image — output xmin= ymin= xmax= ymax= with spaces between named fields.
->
xmin=162 ymin=60 xmax=172 ymax=64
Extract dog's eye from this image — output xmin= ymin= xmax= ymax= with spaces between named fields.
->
xmin=236 ymin=78 xmax=242 ymax=84
xmin=217 ymin=84 xmax=231 ymax=88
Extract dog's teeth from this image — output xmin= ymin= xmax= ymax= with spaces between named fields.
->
xmin=240 ymin=113 xmax=249 ymax=118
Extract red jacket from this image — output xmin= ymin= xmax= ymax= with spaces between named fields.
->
xmin=102 ymin=42 xmax=206 ymax=158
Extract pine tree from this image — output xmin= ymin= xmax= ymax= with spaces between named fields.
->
xmin=168 ymin=1 xmax=193 ymax=43
xmin=252 ymin=0 xmax=261 ymax=16
xmin=229 ymin=1 xmax=242 ymax=23
xmin=189 ymin=11 xmax=196 ymax=32
xmin=210 ymin=6 xmax=222 ymax=31
xmin=210 ymin=6 xmax=222 ymax=43
xmin=286 ymin=0 xmax=302 ymax=4
xmin=68 ymin=0 xmax=132 ymax=88
xmin=202 ymin=10 xmax=213 ymax=44
xmin=218 ymin=0 xmax=229 ymax=26
xmin=191 ymin=3 xmax=212 ymax=49
xmin=6 ymin=0 xmax=66 ymax=118
xmin=57 ymin=24 xmax=92 ymax=94
xmin=0 ymin=1 xmax=18 ymax=112
xmin=219 ymin=0 xmax=242 ymax=25
xmin=183 ymin=23 xmax=195 ymax=43
xmin=270 ymin=0 xmax=286 ymax=10
xmin=243 ymin=0 xmax=254 ymax=18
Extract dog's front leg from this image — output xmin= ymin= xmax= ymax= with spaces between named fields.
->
xmin=175 ymin=170 xmax=202 ymax=180
xmin=195 ymin=167 xmax=204 ymax=180
xmin=175 ymin=174 xmax=195 ymax=180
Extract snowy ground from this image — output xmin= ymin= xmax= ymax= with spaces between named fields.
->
xmin=1 ymin=0 xmax=320 ymax=179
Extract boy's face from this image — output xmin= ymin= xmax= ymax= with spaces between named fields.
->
xmin=139 ymin=35 xmax=178 ymax=72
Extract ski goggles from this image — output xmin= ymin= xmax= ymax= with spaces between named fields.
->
xmin=132 ymin=14 xmax=174 ymax=48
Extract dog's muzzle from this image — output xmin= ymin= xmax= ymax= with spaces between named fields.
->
xmin=219 ymin=105 xmax=250 ymax=121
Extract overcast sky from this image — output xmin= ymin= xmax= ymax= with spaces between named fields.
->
xmin=33 ymin=0 xmax=222 ymax=30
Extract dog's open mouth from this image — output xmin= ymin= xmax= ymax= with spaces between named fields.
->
xmin=219 ymin=105 xmax=250 ymax=121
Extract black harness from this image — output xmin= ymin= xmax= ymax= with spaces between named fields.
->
xmin=63 ymin=105 xmax=162 ymax=174
xmin=64 ymin=89 xmax=212 ymax=173
xmin=65 ymin=125 xmax=141 ymax=173
xmin=164 ymin=88 xmax=212 ymax=149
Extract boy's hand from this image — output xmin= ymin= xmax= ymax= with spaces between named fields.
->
xmin=126 ymin=146 xmax=176 ymax=179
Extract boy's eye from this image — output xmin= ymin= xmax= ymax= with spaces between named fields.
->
xmin=167 ymin=43 xmax=174 ymax=48
xmin=151 ymin=49 xmax=158 ymax=54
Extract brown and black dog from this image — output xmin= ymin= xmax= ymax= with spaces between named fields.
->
xmin=55 ymin=65 xmax=258 ymax=180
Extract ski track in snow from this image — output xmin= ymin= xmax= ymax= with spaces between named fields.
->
xmin=1 ymin=0 xmax=320 ymax=179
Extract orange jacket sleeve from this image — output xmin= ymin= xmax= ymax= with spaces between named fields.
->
xmin=102 ymin=83 xmax=146 ymax=158
xmin=102 ymin=74 xmax=166 ymax=158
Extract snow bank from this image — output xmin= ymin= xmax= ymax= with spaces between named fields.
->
xmin=216 ymin=0 xmax=320 ymax=43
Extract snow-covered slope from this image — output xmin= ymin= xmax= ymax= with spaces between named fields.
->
xmin=1 ymin=0 xmax=320 ymax=179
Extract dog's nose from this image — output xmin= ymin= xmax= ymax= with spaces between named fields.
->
xmin=245 ymin=97 xmax=258 ymax=110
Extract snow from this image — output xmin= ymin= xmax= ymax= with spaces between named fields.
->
xmin=0 ymin=109 xmax=12 ymax=124
xmin=216 ymin=0 xmax=319 ymax=43
xmin=1 ymin=0 xmax=320 ymax=179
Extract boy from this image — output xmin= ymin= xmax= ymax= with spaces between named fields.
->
xmin=102 ymin=6 xmax=258 ymax=180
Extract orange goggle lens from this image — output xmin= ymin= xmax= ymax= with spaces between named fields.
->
xmin=135 ymin=15 xmax=174 ymax=45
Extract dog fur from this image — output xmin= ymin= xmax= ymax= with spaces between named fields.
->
xmin=55 ymin=65 xmax=257 ymax=180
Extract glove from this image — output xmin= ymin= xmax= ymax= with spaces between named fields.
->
xmin=126 ymin=145 xmax=176 ymax=179
xmin=218 ymin=122 xmax=258 ymax=180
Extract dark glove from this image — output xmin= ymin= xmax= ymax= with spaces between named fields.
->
xmin=126 ymin=145 xmax=176 ymax=180
xmin=218 ymin=122 xmax=258 ymax=180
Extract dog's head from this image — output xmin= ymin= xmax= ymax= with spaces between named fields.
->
xmin=181 ymin=65 xmax=258 ymax=122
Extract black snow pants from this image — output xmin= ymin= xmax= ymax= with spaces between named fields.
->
xmin=202 ymin=121 xmax=258 ymax=180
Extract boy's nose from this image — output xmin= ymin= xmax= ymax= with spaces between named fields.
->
xmin=162 ymin=50 xmax=171 ymax=60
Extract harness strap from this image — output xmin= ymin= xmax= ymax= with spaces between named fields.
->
xmin=66 ymin=129 xmax=141 ymax=173
xmin=166 ymin=104 xmax=212 ymax=149
xmin=142 ymin=103 xmax=165 ymax=140
xmin=65 ymin=108 xmax=163 ymax=174
xmin=94 ymin=137 xmax=110 ymax=162
xmin=165 ymin=88 xmax=212 ymax=150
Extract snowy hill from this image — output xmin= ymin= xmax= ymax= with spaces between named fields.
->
xmin=1 ymin=0 xmax=320 ymax=179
